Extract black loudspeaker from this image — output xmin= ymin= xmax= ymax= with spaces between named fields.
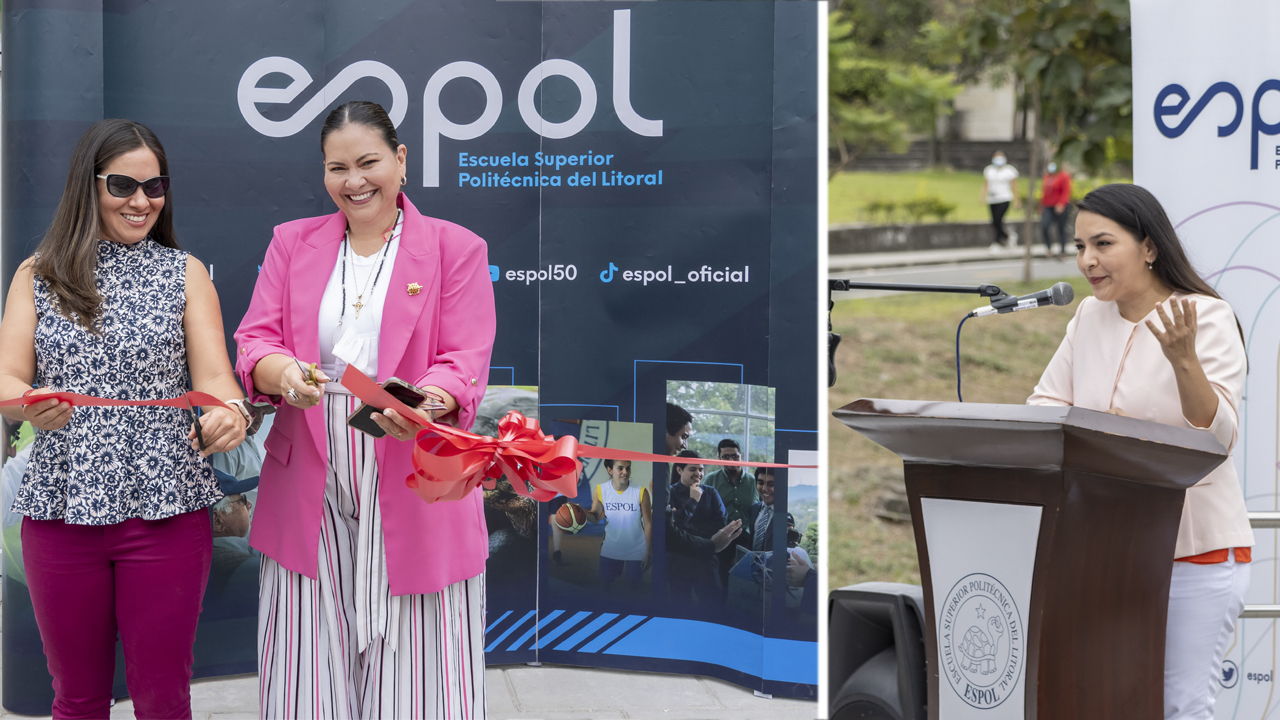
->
xmin=828 ymin=582 xmax=927 ymax=720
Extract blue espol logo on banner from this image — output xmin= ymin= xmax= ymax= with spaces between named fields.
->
xmin=1154 ymin=80 xmax=1280 ymax=169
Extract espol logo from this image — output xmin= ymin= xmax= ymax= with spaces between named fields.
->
xmin=504 ymin=264 xmax=579 ymax=286
xmin=237 ymin=9 xmax=661 ymax=187
xmin=599 ymin=263 xmax=751 ymax=285
xmin=1247 ymin=669 xmax=1273 ymax=685
xmin=939 ymin=573 xmax=1025 ymax=710
xmin=1154 ymin=80 xmax=1280 ymax=169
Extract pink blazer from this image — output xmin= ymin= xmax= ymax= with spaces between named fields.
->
xmin=234 ymin=194 xmax=493 ymax=595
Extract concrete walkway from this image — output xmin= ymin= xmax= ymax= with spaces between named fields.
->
xmin=0 ymin=595 xmax=818 ymax=720
xmin=0 ymin=668 xmax=817 ymax=720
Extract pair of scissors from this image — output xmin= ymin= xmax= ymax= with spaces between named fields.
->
xmin=294 ymin=358 xmax=321 ymax=387
xmin=185 ymin=395 xmax=206 ymax=452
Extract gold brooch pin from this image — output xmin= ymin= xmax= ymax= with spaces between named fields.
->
xmin=407 ymin=282 xmax=422 ymax=296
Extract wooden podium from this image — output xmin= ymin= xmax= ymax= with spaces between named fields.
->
xmin=834 ymin=399 xmax=1229 ymax=719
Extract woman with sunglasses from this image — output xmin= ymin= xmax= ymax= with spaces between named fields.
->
xmin=235 ymin=101 xmax=494 ymax=718
xmin=0 ymin=119 xmax=250 ymax=717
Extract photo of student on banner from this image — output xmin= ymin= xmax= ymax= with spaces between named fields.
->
xmin=473 ymin=385 xmax=540 ymax=664
xmin=202 ymin=412 xmax=272 ymax=603
xmin=667 ymin=450 xmax=727 ymax=602
xmin=542 ymin=420 xmax=655 ymax=598
xmin=726 ymin=467 xmax=815 ymax=616
xmin=475 ymin=386 xmax=540 ymax=579
xmin=663 ymin=381 xmax=779 ymax=616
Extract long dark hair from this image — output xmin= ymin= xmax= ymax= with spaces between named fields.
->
xmin=671 ymin=450 xmax=701 ymax=484
xmin=320 ymin=101 xmax=399 ymax=153
xmin=1076 ymin=183 xmax=1246 ymax=349
xmin=32 ymin=119 xmax=177 ymax=332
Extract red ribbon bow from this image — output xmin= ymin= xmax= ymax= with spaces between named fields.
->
xmin=407 ymin=411 xmax=582 ymax=504
xmin=338 ymin=365 xmax=815 ymax=506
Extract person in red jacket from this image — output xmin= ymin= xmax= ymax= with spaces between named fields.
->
xmin=1040 ymin=162 xmax=1073 ymax=259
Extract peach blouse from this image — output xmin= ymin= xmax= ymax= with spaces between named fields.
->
xmin=1028 ymin=293 xmax=1254 ymax=558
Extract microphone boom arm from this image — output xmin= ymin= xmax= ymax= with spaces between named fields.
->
xmin=827 ymin=279 xmax=1010 ymax=387
xmin=828 ymin=280 xmax=1008 ymax=298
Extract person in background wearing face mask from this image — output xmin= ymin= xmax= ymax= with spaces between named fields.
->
xmin=1039 ymin=161 xmax=1073 ymax=260
xmin=981 ymin=150 xmax=1021 ymax=251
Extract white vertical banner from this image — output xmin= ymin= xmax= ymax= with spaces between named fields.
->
xmin=920 ymin=498 xmax=1040 ymax=719
xmin=1133 ymin=1 xmax=1280 ymax=714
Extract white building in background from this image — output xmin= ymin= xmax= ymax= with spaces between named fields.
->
xmin=949 ymin=73 xmax=1029 ymax=142
xmin=856 ymin=69 xmax=1031 ymax=172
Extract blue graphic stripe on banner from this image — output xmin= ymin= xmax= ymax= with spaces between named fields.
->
xmin=580 ymin=615 xmax=647 ymax=653
xmin=632 ymin=360 xmax=744 ymax=421
xmin=485 ymin=610 xmax=513 ymax=634
xmin=603 ymin=618 xmax=817 ymax=684
xmin=554 ymin=613 xmax=619 ymax=651
xmin=775 ymin=428 xmax=818 ymax=433
xmin=535 ymin=610 xmax=592 ymax=650
xmin=489 ymin=367 xmax=516 ymax=386
xmin=485 ymin=610 xmax=535 ymax=653
xmin=540 ymin=404 xmax=621 ymax=421
xmin=508 ymin=610 xmax=563 ymax=652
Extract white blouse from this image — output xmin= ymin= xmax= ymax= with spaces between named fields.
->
xmin=1028 ymin=293 xmax=1254 ymax=557
xmin=317 ymin=214 xmax=403 ymax=384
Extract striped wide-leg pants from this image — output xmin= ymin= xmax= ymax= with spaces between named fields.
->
xmin=258 ymin=392 xmax=486 ymax=719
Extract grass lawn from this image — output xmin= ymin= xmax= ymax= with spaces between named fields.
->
xmin=829 ymin=170 xmax=1133 ymax=226
xmin=830 ymin=169 xmax=1032 ymax=225
xmin=826 ymin=275 xmax=1092 ymax=590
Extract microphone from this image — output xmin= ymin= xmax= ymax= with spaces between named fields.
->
xmin=970 ymin=282 xmax=1074 ymax=317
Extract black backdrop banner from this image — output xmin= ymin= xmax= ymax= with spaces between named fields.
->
xmin=1 ymin=0 xmax=818 ymax=709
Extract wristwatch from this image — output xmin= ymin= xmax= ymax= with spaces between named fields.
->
xmin=225 ymin=398 xmax=267 ymax=436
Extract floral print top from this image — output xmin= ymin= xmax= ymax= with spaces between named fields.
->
xmin=13 ymin=238 xmax=221 ymax=524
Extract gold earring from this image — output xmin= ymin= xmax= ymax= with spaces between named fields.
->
xmin=400 ymin=176 xmax=407 ymax=186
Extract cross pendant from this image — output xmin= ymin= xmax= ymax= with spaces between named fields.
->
xmin=352 ymin=299 xmax=364 ymax=318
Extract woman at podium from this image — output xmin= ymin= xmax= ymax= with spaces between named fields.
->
xmin=1028 ymin=183 xmax=1253 ymax=720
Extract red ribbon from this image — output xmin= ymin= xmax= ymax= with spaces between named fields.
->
xmin=0 ymin=390 xmax=228 ymax=410
xmin=340 ymin=366 xmax=817 ymax=506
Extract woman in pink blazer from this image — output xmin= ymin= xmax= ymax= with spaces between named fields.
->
xmin=1028 ymin=183 xmax=1251 ymax=720
xmin=234 ymin=101 xmax=494 ymax=719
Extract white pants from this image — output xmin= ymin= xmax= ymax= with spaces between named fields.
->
xmin=1164 ymin=556 xmax=1250 ymax=720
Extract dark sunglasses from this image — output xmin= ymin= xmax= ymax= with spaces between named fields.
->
xmin=96 ymin=174 xmax=170 ymax=199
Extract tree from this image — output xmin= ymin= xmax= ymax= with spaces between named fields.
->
xmin=939 ymin=0 xmax=1131 ymax=279
xmin=828 ymin=9 xmax=961 ymax=177
xmin=801 ymin=520 xmax=819 ymax=561
xmin=941 ymin=0 xmax=1131 ymax=174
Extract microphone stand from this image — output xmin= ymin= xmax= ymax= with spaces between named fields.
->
xmin=827 ymin=280 xmax=1009 ymax=388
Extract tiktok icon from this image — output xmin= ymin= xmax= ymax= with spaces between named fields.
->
xmin=600 ymin=263 xmax=619 ymax=282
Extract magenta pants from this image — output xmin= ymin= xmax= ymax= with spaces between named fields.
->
xmin=22 ymin=510 xmax=212 ymax=720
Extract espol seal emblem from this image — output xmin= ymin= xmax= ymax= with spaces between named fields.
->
xmin=940 ymin=573 xmax=1025 ymax=709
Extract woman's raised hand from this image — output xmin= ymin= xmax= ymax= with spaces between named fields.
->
xmin=22 ymin=388 xmax=72 ymax=431
xmin=1146 ymin=298 xmax=1199 ymax=369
